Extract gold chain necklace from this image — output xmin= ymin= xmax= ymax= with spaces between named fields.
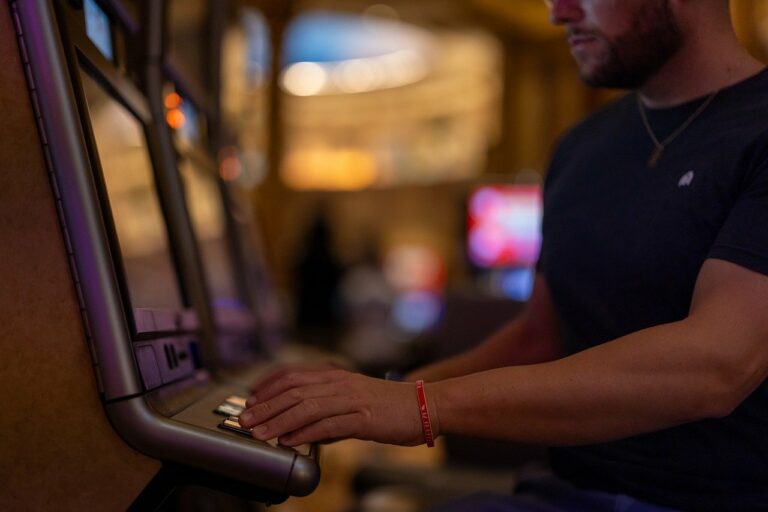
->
xmin=637 ymin=91 xmax=718 ymax=168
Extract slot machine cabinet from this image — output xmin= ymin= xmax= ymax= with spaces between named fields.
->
xmin=0 ymin=2 xmax=160 ymax=509
xmin=1 ymin=0 xmax=319 ymax=506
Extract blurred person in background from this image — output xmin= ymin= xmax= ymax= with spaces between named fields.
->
xmin=241 ymin=1 xmax=768 ymax=510
xmin=292 ymin=210 xmax=345 ymax=348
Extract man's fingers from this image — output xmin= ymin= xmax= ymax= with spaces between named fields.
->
xmin=279 ymin=413 xmax=364 ymax=446
xmin=250 ymin=364 xmax=324 ymax=394
xmin=240 ymin=382 xmax=341 ymax=427
xmin=246 ymin=394 xmax=359 ymax=442
xmin=248 ymin=368 xmax=346 ymax=405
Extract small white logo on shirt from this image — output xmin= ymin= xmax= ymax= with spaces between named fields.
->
xmin=678 ymin=170 xmax=695 ymax=187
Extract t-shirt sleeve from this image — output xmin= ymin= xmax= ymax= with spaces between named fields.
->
xmin=708 ymin=135 xmax=768 ymax=276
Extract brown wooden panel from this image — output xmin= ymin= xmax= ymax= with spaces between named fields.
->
xmin=0 ymin=3 xmax=160 ymax=510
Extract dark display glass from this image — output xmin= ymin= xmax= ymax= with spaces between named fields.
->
xmin=179 ymin=157 xmax=244 ymax=309
xmin=80 ymin=70 xmax=184 ymax=311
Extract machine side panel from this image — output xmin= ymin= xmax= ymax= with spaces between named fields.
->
xmin=0 ymin=2 xmax=160 ymax=509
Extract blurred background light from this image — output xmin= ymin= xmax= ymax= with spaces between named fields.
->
xmin=467 ymin=185 xmax=542 ymax=268
xmin=392 ymin=290 xmax=443 ymax=333
xmin=500 ymin=268 xmax=536 ymax=301
xmin=283 ymin=10 xmax=430 ymax=65
xmin=281 ymin=61 xmax=329 ymax=96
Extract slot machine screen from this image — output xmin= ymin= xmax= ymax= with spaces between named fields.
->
xmin=79 ymin=70 xmax=184 ymax=312
xmin=179 ymin=156 xmax=244 ymax=310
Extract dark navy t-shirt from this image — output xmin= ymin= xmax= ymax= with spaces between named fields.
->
xmin=538 ymin=68 xmax=768 ymax=511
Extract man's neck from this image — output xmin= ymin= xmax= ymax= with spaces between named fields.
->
xmin=638 ymin=19 xmax=763 ymax=108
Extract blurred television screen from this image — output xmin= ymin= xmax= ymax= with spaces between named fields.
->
xmin=467 ymin=184 xmax=542 ymax=269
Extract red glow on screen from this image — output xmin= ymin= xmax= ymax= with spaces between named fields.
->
xmin=467 ymin=184 xmax=542 ymax=268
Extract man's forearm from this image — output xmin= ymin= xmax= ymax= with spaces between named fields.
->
xmin=427 ymin=260 xmax=768 ymax=446
xmin=429 ymin=317 xmax=764 ymax=446
xmin=239 ymin=261 xmax=768 ymax=450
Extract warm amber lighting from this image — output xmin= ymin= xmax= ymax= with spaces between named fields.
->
xmin=166 ymin=109 xmax=186 ymax=129
xmin=281 ymin=50 xmax=428 ymax=97
xmin=282 ymin=147 xmax=378 ymax=190
xmin=363 ymin=4 xmax=400 ymax=21
xmin=280 ymin=30 xmax=501 ymax=187
xmin=164 ymin=92 xmax=182 ymax=110
xmin=384 ymin=245 xmax=444 ymax=291
xmin=334 ymin=59 xmax=381 ymax=93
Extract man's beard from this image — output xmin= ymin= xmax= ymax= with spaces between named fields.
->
xmin=579 ymin=0 xmax=683 ymax=89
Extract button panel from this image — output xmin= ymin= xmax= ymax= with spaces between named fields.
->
xmin=214 ymin=395 xmax=311 ymax=456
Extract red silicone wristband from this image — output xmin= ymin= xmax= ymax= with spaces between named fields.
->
xmin=415 ymin=380 xmax=435 ymax=447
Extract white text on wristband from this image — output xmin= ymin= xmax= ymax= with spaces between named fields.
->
xmin=415 ymin=380 xmax=435 ymax=447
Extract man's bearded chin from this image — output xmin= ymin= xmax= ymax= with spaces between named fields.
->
xmin=581 ymin=2 xmax=683 ymax=89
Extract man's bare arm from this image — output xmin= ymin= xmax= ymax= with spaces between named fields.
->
xmin=407 ymin=273 xmax=563 ymax=382
xmin=238 ymin=259 xmax=768 ymax=448
xmin=430 ymin=258 xmax=768 ymax=445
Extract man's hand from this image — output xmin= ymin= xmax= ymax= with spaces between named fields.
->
xmin=240 ymin=368 xmax=435 ymax=447
xmin=249 ymin=362 xmax=343 ymax=395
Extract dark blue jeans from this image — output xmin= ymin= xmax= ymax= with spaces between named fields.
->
xmin=428 ymin=473 xmax=679 ymax=512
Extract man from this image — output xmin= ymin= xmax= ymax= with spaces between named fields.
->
xmin=240 ymin=1 xmax=768 ymax=509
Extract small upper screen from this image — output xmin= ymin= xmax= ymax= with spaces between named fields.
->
xmin=467 ymin=184 xmax=542 ymax=268
xmin=79 ymin=70 xmax=184 ymax=312
xmin=179 ymin=98 xmax=200 ymax=146
xmin=180 ymin=157 xmax=244 ymax=309
xmin=84 ymin=0 xmax=114 ymax=62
